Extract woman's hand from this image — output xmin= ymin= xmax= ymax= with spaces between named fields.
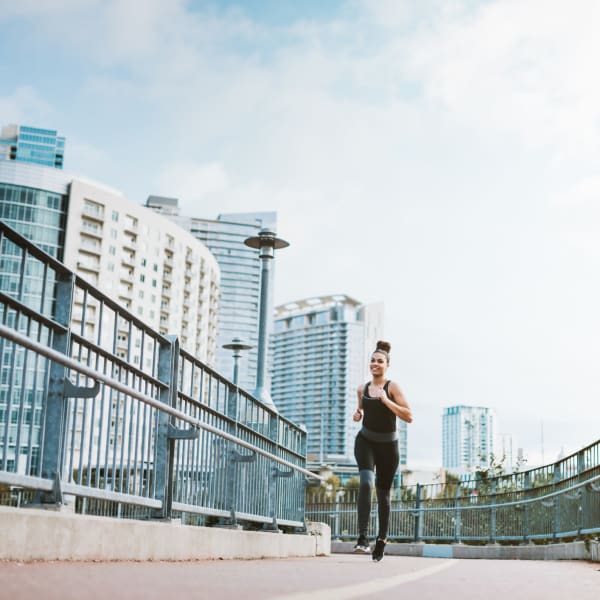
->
xmin=353 ymin=408 xmax=363 ymax=422
xmin=373 ymin=386 xmax=389 ymax=404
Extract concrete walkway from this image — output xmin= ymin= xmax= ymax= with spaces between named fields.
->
xmin=1 ymin=554 xmax=599 ymax=600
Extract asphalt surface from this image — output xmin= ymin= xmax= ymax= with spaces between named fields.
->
xmin=1 ymin=555 xmax=599 ymax=600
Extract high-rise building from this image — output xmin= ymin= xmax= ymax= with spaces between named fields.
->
xmin=0 ymin=162 xmax=220 ymax=363
xmin=0 ymin=124 xmax=65 ymax=169
xmin=442 ymin=405 xmax=497 ymax=475
xmin=1 ymin=156 xmax=220 ymax=473
xmin=270 ymin=295 xmax=396 ymax=467
xmin=65 ymin=181 xmax=220 ymax=363
xmin=146 ymin=196 xmax=276 ymax=393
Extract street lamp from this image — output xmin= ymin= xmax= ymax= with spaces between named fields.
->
xmin=244 ymin=228 xmax=289 ymax=410
xmin=222 ymin=337 xmax=253 ymax=386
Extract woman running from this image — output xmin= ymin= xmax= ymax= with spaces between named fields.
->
xmin=352 ymin=340 xmax=413 ymax=561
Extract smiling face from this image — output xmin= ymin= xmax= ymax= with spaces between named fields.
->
xmin=369 ymin=351 xmax=389 ymax=378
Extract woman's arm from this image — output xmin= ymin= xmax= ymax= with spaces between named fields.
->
xmin=378 ymin=381 xmax=413 ymax=423
xmin=352 ymin=385 xmax=364 ymax=421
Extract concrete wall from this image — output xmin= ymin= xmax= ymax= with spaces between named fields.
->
xmin=0 ymin=506 xmax=330 ymax=561
xmin=333 ymin=539 xmax=600 ymax=561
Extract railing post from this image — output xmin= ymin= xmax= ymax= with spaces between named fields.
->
xmin=152 ymin=335 xmax=179 ymax=519
xmin=454 ymin=485 xmax=462 ymax=542
xmin=333 ymin=489 xmax=341 ymax=540
xmin=577 ymin=450 xmax=586 ymax=476
xmin=39 ymin=271 xmax=75 ymax=504
xmin=223 ymin=384 xmax=239 ymax=525
xmin=523 ymin=471 xmax=531 ymax=542
xmin=490 ymin=480 xmax=497 ymax=543
xmin=553 ymin=495 xmax=560 ymax=539
xmin=414 ymin=483 xmax=423 ymax=542
xmin=553 ymin=462 xmax=561 ymax=483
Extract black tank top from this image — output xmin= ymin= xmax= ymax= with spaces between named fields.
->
xmin=362 ymin=380 xmax=396 ymax=434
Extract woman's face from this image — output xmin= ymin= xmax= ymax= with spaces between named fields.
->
xmin=369 ymin=351 xmax=388 ymax=377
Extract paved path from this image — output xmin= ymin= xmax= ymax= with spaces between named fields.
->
xmin=1 ymin=555 xmax=599 ymax=600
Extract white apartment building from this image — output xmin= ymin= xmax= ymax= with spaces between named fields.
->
xmin=65 ymin=180 xmax=220 ymax=365
xmin=1 ymin=159 xmax=220 ymax=473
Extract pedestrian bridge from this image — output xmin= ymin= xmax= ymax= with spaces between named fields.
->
xmin=0 ymin=219 xmax=599 ymax=570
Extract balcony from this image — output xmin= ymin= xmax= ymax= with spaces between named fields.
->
xmin=82 ymin=204 xmax=105 ymax=222
xmin=121 ymin=254 xmax=135 ymax=268
xmin=77 ymin=261 xmax=100 ymax=273
xmin=122 ymin=235 xmax=137 ymax=250
xmin=123 ymin=217 xmax=138 ymax=234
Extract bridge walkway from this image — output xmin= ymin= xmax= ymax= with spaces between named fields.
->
xmin=1 ymin=554 xmax=599 ymax=600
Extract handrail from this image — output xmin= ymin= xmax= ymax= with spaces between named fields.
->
xmin=0 ymin=323 xmax=325 ymax=483
xmin=410 ymin=472 xmax=600 ymax=512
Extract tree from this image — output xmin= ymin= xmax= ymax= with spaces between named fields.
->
xmin=344 ymin=476 xmax=359 ymax=491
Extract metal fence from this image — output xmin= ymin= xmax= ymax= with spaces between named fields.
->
xmin=307 ymin=439 xmax=600 ymax=543
xmin=0 ymin=219 xmax=321 ymax=530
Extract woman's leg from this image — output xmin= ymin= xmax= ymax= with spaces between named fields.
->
xmin=375 ymin=487 xmax=392 ymax=540
xmin=357 ymin=470 xmax=375 ymax=538
xmin=373 ymin=440 xmax=400 ymax=540
xmin=354 ymin=434 xmax=375 ymax=540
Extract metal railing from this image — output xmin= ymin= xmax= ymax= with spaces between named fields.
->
xmin=307 ymin=439 xmax=600 ymax=542
xmin=0 ymin=219 xmax=322 ymax=530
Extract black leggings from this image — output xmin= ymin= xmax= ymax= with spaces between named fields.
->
xmin=354 ymin=433 xmax=400 ymax=539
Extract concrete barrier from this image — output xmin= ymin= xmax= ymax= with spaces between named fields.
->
xmin=0 ymin=506 xmax=331 ymax=561
xmin=332 ymin=539 xmax=600 ymax=561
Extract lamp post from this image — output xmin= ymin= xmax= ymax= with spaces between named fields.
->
xmin=244 ymin=229 xmax=289 ymax=410
xmin=222 ymin=337 xmax=253 ymax=386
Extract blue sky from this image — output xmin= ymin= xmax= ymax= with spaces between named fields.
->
xmin=2 ymin=0 xmax=600 ymax=469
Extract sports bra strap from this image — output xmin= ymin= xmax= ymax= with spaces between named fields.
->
xmin=363 ymin=380 xmax=391 ymax=397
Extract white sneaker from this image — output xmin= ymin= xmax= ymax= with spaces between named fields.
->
xmin=353 ymin=537 xmax=371 ymax=553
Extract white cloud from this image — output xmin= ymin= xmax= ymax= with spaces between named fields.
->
xmin=0 ymin=0 xmax=96 ymax=20
xmin=4 ymin=0 xmax=600 ymax=466
xmin=401 ymin=0 xmax=600 ymax=154
xmin=156 ymin=161 xmax=229 ymax=208
xmin=0 ymin=86 xmax=53 ymax=124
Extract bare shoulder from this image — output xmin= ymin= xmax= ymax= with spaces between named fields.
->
xmin=388 ymin=380 xmax=407 ymax=403
xmin=357 ymin=382 xmax=366 ymax=395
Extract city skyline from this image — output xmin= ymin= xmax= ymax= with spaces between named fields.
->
xmin=271 ymin=294 xmax=390 ymax=466
xmin=2 ymin=1 xmax=600 ymax=468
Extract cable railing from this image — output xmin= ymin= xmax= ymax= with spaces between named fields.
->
xmin=0 ymin=219 xmax=323 ymax=530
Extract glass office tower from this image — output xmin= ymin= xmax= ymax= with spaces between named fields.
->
xmin=0 ymin=161 xmax=71 ymax=473
xmin=0 ymin=125 xmax=65 ymax=170
xmin=270 ymin=295 xmax=399 ymax=468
